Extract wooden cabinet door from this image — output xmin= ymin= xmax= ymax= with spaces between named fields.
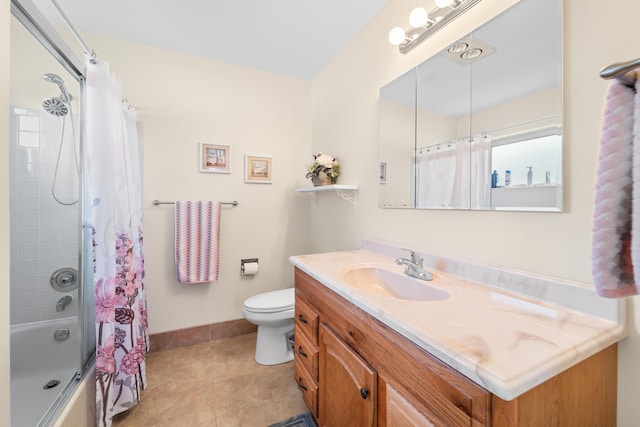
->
xmin=319 ymin=324 xmax=376 ymax=427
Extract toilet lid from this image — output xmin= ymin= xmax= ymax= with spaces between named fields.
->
xmin=244 ymin=288 xmax=295 ymax=313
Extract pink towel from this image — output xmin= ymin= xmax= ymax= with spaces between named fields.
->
xmin=592 ymin=80 xmax=637 ymax=297
xmin=632 ymin=78 xmax=640 ymax=288
xmin=175 ymin=201 xmax=221 ymax=284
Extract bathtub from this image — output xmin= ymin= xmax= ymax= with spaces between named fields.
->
xmin=10 ymin=317 xmax=81 ymax=427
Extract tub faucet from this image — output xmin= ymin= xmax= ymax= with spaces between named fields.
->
xmin=56 ymin=295 xmax=73 ymax=312
xmin=395 ymin=249 xmax=433 ymax=281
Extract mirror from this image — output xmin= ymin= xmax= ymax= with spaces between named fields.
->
xmin=379 ymin=68 xmax=416 ymax=208
xmin=379 ymin=0 xmax=562 ymax=211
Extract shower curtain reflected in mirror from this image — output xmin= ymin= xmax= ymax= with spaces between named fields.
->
xmin=470 ymin=136 xmax=492 ymax=210
xmin=84 ymin=58 xmax=148 ymax=427
xmin=417 ymin=139 xmax=471 ymax=209
xmin=416 ymin=137 xmax=492 ymax=209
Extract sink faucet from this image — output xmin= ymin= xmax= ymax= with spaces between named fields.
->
xmin=395 ymin=249 xmax=433 ymax=281
xmin=56 ymin=295 xmax=73 ymax=312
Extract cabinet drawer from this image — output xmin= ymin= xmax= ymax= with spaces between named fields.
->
xmin=295 ymin=297 xmax=318 ymax=345
xmin=295 ymin=357 xmax=318 ymax=418
xmin=294 ymin=325 xmax=319 ymax=381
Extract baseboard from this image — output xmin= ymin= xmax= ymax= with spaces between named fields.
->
xmin=149 ymin=318 xmax=257 ymax=353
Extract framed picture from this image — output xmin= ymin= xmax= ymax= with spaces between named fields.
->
xmin=380 ymin=162 xmax=387 ymax=184
xmin=199 ymin=142 xmax=231 ymax=173
xmin=244 ymin=155 xmax=272 ymax=184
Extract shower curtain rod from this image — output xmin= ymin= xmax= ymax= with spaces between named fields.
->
xmin=152 ymin=200 xmax=239 ymax=207
xmin=419 ymin=139 xmax=459 ymax=152
xmin=49 ymin=0 xmax=96 ymax=62
xmin=600 ymin=57 xmax=640 ymax=88
xmin=11 ymin=0 xmax=85 ymax=80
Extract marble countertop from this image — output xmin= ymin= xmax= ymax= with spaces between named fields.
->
xmin=289 ymin=241 xmax=627 ymax=401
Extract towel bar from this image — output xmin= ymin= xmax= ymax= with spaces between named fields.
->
xmin=152 ymin=200 xmax=238 ymax=206
xmin=600 ymin=57 xmax=640 ymax=88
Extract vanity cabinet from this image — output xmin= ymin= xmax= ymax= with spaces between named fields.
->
xmin=294 ymin=267 xmax=618 ymax=427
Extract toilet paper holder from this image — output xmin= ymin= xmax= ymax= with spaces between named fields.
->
xmin=241 ymin=258 xmax=259 ymax=276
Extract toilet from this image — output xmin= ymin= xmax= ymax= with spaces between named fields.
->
xmin=243 ymin=287 xmax=295 ymax=365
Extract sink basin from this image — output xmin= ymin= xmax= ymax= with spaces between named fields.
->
xmin=343 ymin=266 xmax=450 ymax=301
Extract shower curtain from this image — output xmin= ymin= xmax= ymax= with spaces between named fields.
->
xmin=84 ymin=58 xmax=148 ymax=427
xmin=470 ymin=135 xmax=492 ymax=209
xmin=417 ymin=139 xmax=470 ymax=209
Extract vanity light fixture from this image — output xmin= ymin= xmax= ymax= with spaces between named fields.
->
xmin=388 ymin=0 xmax=482 ymax=54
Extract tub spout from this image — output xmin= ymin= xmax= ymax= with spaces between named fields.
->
xmin=56 ymin=295 xmax=72 ymax=312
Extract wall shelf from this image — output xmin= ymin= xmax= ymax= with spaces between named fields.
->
xmin=295 ymin=184 xmax=358 ymax=193
xmin=295 ymin=184 xmax=358 ymax=206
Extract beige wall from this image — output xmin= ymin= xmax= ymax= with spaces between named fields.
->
xmin=81 ymin=34 xmax=313 ymax=333
xmin=1 ymin=1 xmax=10 ymax=425
xmin=310 ymin=0 xmax=640 ymax=424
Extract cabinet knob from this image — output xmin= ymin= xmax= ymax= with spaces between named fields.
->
xmin=360 ymin=387 xmax=369 ymax=399
xmin=297 ymin=346 xmax=308 ymax=358
xmin=297 ymin=377 xmax=308 ymax=392
xmin=298 ymin=314 xmax=309 ymax=324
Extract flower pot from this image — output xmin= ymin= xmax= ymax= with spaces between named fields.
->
xmin=312 ymin=172 xmax=334 ymax=186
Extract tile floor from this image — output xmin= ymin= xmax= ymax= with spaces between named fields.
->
xmin=113 ymin=333 xmax=307 ymax=427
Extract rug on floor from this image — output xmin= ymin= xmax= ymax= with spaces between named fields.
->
xmin=267 ymin=412 xmax=317 ymax=427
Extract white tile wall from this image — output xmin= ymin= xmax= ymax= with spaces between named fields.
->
xmin=10 ymin=107 xmax=80 ymax=325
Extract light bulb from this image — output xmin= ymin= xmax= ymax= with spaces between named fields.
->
xmin=435 ymin=0 xmax=455 ymax=8
xmin=409 ymin=7 xmax=429 ymax=27
xmin=388 ymin=27 xmax=406 ymax=45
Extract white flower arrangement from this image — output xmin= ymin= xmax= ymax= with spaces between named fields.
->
xmin=305 ymin=152 xmax=340 ymax=185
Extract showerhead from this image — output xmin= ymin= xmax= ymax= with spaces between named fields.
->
xmin=42 ymin=72 xmax=72 ymax=104
xmin=42 ymin=73 xmax=65 ymax=85
xmin=42 ymin=97 xmax=69 ymax=117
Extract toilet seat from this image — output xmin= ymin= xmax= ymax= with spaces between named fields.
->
xmin=243 ymin=288 xmax=294 ymax=313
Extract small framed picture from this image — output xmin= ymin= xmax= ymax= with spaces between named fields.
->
xmin=244 ymin=155 xmax=272 ymax=184
xmin=380 ymin=162 xmax=387 ymax=184
xmin=199 ymin=142 xmax=231 ymax=173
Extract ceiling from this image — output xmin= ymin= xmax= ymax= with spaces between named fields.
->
xmin=31 ymin=0 xmax=388 ymax=80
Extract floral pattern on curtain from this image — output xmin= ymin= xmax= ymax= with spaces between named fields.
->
xmin=84 ymin=58 xmax=148 ymax=427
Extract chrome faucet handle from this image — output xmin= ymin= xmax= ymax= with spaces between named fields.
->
xmin=400 ymin=248 xmax=423 ymax=267
xmin=56 ymin=295 xmax=73 ymax=312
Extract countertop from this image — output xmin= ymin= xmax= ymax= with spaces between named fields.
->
xmin=289 ymin=242 xmax=627 ymax=401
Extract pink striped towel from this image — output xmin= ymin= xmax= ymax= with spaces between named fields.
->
xmin=175 ymin=201 xmax=221 ymax=284
xmin=592 ymin=80 xmax=637 ymax=297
